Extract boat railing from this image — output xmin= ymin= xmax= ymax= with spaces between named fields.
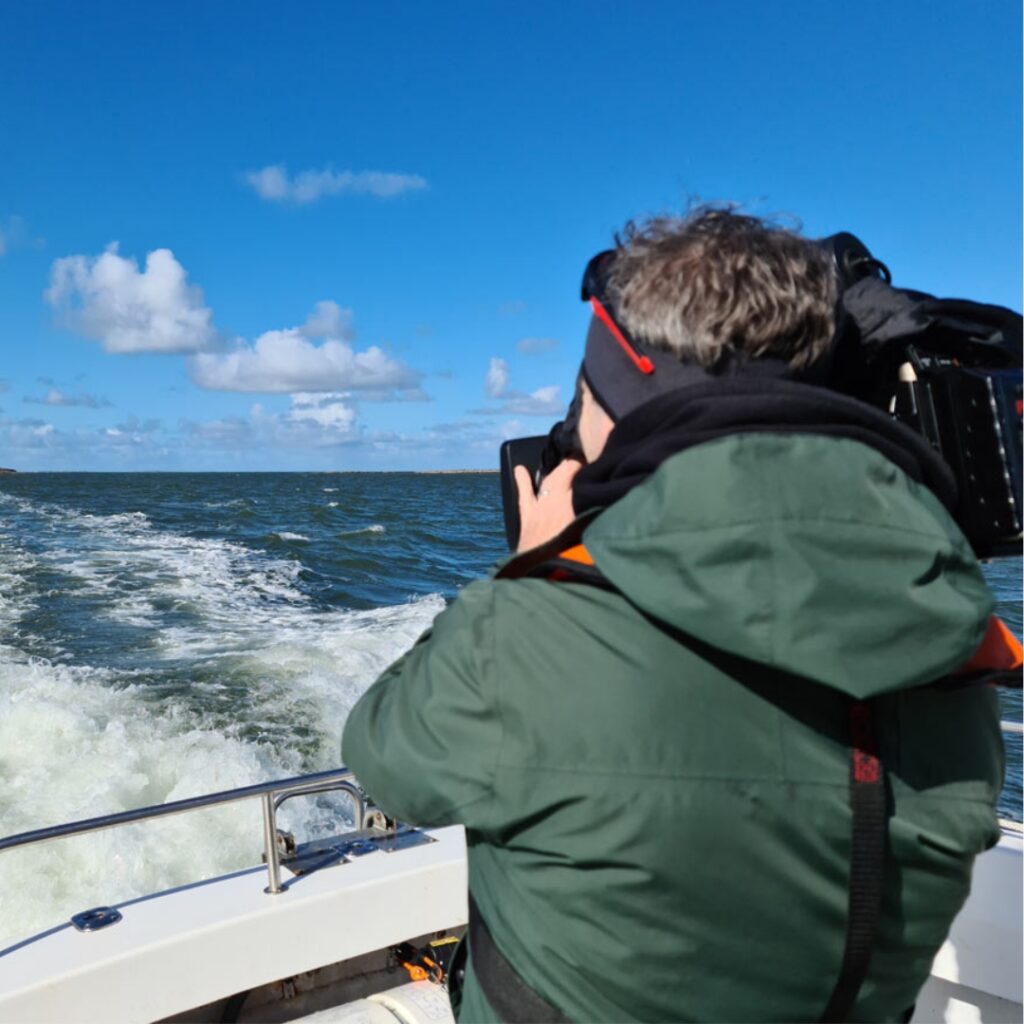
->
xmin=0 ymin=767 xmax=366 ymax=897
xmin=0 ymin=719 xmax=1021 ymax=903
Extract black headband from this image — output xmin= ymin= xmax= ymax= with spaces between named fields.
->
xmin=581 ymin=298 xmax=808 ymax=422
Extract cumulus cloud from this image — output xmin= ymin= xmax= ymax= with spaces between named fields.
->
xmin=302 ymin=300 xmax=354 ymax=340
xmin=46 ymin=244 xmax=216 ymax=354
xmin=24 ymin=387 xmax=111 ymax=409
xmin=189 ymin=328 xmax=421 ymax=395
xmin=485 ymin=357 xmax=510 ymax=398
xmin=0 ymin=416 xmax=57 ymax=450
xmin=516 ymin=337 xmax=559 ymax=354
xmin=286 ymin=393 xmax=358 ymax=432
xmin=474 ymin=356 xmax=563 ymax=417
xmin=188 ymin=298 xmax=422 ymax=396
xmin=476 ymin=386 xmax=564 ymax=417
xmin=243 ymin=165 xmax=428 ymax=205
xmin=116 ymin=415 xmax=162 ymax=434
xmin=181 ymin=393 xmax=361 ymax=450
xmin=45 ymin=246 xmax=428 ymax=400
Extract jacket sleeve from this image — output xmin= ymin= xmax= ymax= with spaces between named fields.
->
xmin=341 ymin=579 xmax=500 ymax=830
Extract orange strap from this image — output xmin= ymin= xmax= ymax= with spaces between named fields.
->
xmin=557 ymin=544 xmax=595 ymax=566
xmin=553 ymin=552 xmax=1021 ymax=680
xmin=956 ymin=616 xmax=1023 ymax=674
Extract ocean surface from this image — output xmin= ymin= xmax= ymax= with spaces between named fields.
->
xmin=0 ymin=472 xmax=1020 ymax=950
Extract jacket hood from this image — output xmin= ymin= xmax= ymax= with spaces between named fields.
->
xmin=581 ymin=432 xmax=992 ymax=699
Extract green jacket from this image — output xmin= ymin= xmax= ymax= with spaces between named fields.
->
xmin=342 ymin=433 xmax=1004 ymax=1022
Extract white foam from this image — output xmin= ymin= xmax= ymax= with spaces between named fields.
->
xmin=339 ymin=524 xmax=386 ymax=537
xmin=0 ymin=493 xmax=446 ymax=949
xmin=0 ymin=655 xmax=297 ymax=949
xmin=18 ymin=497 xmax=308 ymax=635
xmin=273 ymin=532 xmax=310 ymax=542
xmin=0 ymin=588 xmax=444 ymax=950
xmin=0 ymin=532 xmax=40 ymax=634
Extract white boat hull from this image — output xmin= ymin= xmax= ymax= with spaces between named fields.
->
xmin=0 ymin=824 xmax=1019 ymax=1023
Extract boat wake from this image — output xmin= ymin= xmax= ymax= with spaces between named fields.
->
xmin=0 ymin=492 xmax=444 ymax=949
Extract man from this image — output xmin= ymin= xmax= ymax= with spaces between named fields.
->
xmin=342 ymin=210 xmax=1003 ymax=1022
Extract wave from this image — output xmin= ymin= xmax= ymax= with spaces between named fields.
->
xmin=268 ymin=531 xmax=310 ymax=543
xmin=0 ymin=492 xmax=445 ymax=946
xmin=0 ymin=653 xmax=314 ymax=950
xmin=0 ymin=590 xmax=444 ymax=949
xmin=0 ymin=491 xmax=444 ymax=946
xmin=3 ymin=494 xmax=308 ymax=636
xmin=338 ymin=524 xmax=385 ymax=538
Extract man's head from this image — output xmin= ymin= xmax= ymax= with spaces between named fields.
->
xmin=607 ymin=208 xmax=837 ymax=369
xmin=578 ymin=208 xmax=838 ymax=426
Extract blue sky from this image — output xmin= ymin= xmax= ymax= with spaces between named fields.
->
xmin=0 ymin=1 xmax=1020 ymax=471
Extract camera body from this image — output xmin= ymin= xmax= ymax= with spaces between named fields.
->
xmin=891 ymin=359 xmax=1021 ymax=556
xmin=499 ymin=234 xmax=1023 ymax=558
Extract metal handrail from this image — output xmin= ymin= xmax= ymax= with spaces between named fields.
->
xmin=0 ymin=767 xmax=366 ymax=896
xmin=275 ymin=779 xmax=364 ymax=814
xmin=1 ymin=721 xmax=1020 ymax=897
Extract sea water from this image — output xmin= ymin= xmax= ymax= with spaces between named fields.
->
xmin=0 ymin=472 xmax=1020 ymax=950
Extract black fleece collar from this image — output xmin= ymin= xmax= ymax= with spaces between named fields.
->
xmin=572 ymin=377 xmax=958 ymax=519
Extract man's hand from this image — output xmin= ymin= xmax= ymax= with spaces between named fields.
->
xmin=513 ymin=458 xmax=583 ymax=553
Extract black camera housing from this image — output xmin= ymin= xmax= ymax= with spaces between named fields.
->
xmin=499 ymin=235 xmax=1023 ymax=558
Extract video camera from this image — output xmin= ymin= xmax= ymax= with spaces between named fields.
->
xmin=499 ymin=234 xmax=1023 ymax=558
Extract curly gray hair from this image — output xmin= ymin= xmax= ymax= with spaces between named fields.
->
xmin=606 ymin=208 xmax=837 ymax=370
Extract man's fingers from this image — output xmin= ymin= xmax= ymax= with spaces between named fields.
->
xmin=555 ymin=458 xmax=584 ymax=485
xmin=515 ymin=458 xmax=581 ymax=553
xmin=514 ymin=465 xmax=536 ymax=511
xmin=543 ymin=458 xmax=584 ymax=492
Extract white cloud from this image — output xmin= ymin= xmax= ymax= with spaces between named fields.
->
xmin=189 ymin=325 xmax=421 ymax=395
xmin=516 ymin=336 xmax=559 ymax=355
xmin=486 ymin=357 xmax=510 ymax=398
xmin=0 ymin=416 xmax=57 ymax=449
xmin=0 ymin=399 xmax=514 ymax=470
xmin=286 ymin=393 xmax=358 ymax=432
xmin=302 ymin=300 xmax=354 ymax=340
xmin=477 ymin=356 xmax=562 ymax=417
xmin=181 ymin=394 xmax=360 ymax=450
xmin=116 ymin=415 xmax=161 ymax=434
xmin=469 ymin=388 xmax=563 ymax=418
xmin=243 ymin=165 xmax=428 ymax=205
xmin=45 ymin=247 xmax=426 ymax=399
xmin=24 ymin=387 xmax=111 ymax=409
xmin=484 ymin=386 xmax=564 ymax=417
xmin=45 ymin=244 xmax=216 ymax=354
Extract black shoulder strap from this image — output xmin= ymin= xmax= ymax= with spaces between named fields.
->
xmin=495 ymin=548 xmax=892 ymax=1024
xmin=468 ymin=892 xmax=572 ymax=1023
xmin=820 ymin=700 xmax=887 ymax=1022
